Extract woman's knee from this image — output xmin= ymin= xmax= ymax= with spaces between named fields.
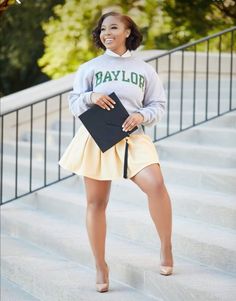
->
xmin=84 ymin=177 xmax=111 ymax=210
xmin=87 ymin=196 xmax=108 ymax=211
xmin=143 ymin=177 xmax=165 ymax=197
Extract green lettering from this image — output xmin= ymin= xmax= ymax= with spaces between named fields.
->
xmin=131 ymin=72 xmax=138 ymax=85
xmin=95 ymin=71 xmax=103 ymax=86
xmin=139 ymin=74 xmax=145 ymax=90
xmin=103 ymin=71 xmax=112 ymax=82
xmin=122 ymin=70 xmax=130 ymax=82
xmin=111 ymin=70 xmax=120 ymax=80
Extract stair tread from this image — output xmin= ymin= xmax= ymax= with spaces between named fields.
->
xmin=33 ymin=186 xmax=236 ymax=248
xmin=1 ymin=275 xmax=39 ymax=301
xmin=3 ymin=152 xmax=236 ymax=175
xmin=161 ymin=160 xmax=236 ymax=174
xmin=1 ymin=235 xmax=157 ymax=301
xmin=157 ymin=139 xmax=236 ymax=152
xmin=1 ymin=205 xmax=235 ymax=301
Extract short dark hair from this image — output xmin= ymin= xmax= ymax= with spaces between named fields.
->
xmin=92 ymin=11 xmax=143 ymax=51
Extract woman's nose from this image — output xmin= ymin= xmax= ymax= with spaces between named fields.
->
xmin=103 ymin=29 xmax=111 ymax=35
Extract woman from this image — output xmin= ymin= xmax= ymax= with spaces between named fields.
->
xmin=59 ymin=11 xmax=173 ymax=293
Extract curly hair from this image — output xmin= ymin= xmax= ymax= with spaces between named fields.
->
xmin=92 ymin=11 xmax=143 ymax=51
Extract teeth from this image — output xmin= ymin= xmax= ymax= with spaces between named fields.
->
xmin=105 ymin=39 xmax=113 ymax=43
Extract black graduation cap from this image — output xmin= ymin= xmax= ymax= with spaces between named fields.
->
xmin=79 ymin=92 xmax=138 ymax=178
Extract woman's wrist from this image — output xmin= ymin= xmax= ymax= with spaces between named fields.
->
xmin=136 ymin=112 xmax=144 ymax=123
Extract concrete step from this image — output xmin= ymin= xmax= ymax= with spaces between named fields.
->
xmin=7 ymin=182 xmax=236 ymax=274
xmin=1 ymin=235 xmax=157 ymax=301
xmin=3 ymin=174 xmax=236 ymax=230
xmin=20 ymin=129 xmax=74 ymax=148
xmin=1 ymin=275 xmax=39 ymax=301
xmin=44 ymin=176 xmax=236 ymax=230
xmin=168 ymin=126 xmax=236 ymax=147
xmin=166 ymin=79 xmax=236 ymax=90
xmin=1 ymin=204 xmax=235 ymax=301
xmin=49 ymin=111 xmax=217 ymax=132
xmin=2 ymin=151 xmax=235 ymax=200
xmin=167 ymin=87 xmax=235 ymax=100
xmin=161 ymin=160 xmax=236 ymax=194
xmin=198 ymin=111 xmax=236 ymax=128
xmin=159 ymin=111 xmax=235 ymax=129
xmin=1 ymin=171 xmax=72 ymax=204
xmin=111 ymin=180 xmax=236 ymax=230
xmin=3 ymin=138 xmax=236 ymax=170
xmin=157 ymin=140 xmax=236 ymax=168
xmin=50 ymin=111 xmax=235 ymax=135
xmin=162 ymin=97 xmax=233 ymax=113
xmin=2 ymin=155 xmax=59 ymax=190
xmin=16 ymin=112 xmax=236 ymax=148
xmin=2 ymin=140 xmax=61 ymax=162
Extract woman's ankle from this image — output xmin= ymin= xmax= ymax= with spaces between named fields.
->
xmin=96 ymin=261 xmax=108 ymax=271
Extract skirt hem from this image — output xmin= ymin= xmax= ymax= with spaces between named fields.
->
xmin=58 ymin=160 xmax=160 ymax=181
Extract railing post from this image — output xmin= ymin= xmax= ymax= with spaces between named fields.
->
xmin=193 ymin=44 xmax=197 ymax=126
xmin=44 ymin=99 xmax=48 ymax=186
xmin=29 ymin=104 xmax=33 ymax=192
xmin=0 ymin=116 xmax=3 ymax=204
xmin=15 ymin=110 xmax=19 ymax=199
xmin=180 ymin=49 xmax=184 ymax=130
xmin=58 ymin=95 xmax=62 ymax=181
xmin=218 ymin=35 xmax=222 ymax=115
xmin=205 ymin=39 xmax=209 ymax=121
xmin=167 ymin=54 xmax=171 ymax=136
xmin=229 ymin=30 xmax=234 ymax=111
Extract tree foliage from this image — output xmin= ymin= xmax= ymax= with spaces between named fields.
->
xmin=39 ymin=0 xmax=235 ymax=79
xmin=1 ymin=0 xmax=235 ymax=96
xmin=0 ymin=0 xmax=63 ymax=96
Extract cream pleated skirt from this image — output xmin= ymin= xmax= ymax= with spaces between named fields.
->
xmin=58 ymin=125 xmax=160 ymax=180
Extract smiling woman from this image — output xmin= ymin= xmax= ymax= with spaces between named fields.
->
xmin=58 ymin=11 xmax=174 ymax=293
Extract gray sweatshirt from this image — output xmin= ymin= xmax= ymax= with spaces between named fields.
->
xmin=68 ymin=50 xmax=166 ymax=134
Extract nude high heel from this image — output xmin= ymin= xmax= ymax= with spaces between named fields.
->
xmin=96 ymin=264 xmax=109 ymax=293
xmin=160 ymin=248 xmax=173 ymax=276
xmin=160 ymin=265 xmax=173 ymax=276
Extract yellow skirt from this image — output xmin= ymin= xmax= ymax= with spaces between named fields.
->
xmin=58 ymin=125 xmax=160 ymax=180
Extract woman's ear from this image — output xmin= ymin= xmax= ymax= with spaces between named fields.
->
xmin=126 ymin=29 xmax=131 ymax=38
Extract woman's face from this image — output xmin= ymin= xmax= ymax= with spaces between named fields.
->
xmin=100 ymin=15 xmax=131 ymax=55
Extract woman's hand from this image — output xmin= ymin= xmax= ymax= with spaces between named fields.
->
xmin=122 ymin=112 xmax=144 ymax=132
xmin=91 ymin=92 xmax=116 ymax=110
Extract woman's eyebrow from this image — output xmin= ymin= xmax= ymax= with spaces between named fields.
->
xmin=101 ymin=23 xmax=118 ymax=28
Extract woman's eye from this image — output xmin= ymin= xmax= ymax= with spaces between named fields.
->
xmin=111 ymin=26 xmax=117 ymax=29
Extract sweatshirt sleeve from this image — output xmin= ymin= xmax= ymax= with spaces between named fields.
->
xmin=68 ymin=63 xmax=94 ymax=117
xmin=136 ymin=66 xmax=166 ymax=127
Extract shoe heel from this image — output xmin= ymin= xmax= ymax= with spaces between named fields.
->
xmin=96 ymin=264 xmax=109 ymax=292
xmin=160 ymin=265 xmax=173 ymax=276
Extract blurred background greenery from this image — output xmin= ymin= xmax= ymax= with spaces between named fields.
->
xmin=0 ymin=0 xmax=235 ymax=97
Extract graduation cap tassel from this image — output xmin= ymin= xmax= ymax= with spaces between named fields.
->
xmin=123 ymin=137 xmax=129 ymax=179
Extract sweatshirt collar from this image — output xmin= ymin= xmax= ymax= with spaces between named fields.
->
xmin=105 ymin=49 xmax=131 ymax=58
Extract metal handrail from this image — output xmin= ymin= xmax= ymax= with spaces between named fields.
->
xmin=1 ymin=27 xmax=235 ymax=205
xmin=145 ymin=27 xmax=236 ymax=62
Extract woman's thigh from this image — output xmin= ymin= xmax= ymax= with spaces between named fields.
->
xmin=83 ymin=176 xmax=112 ymax=207
xmin=130 ymin=163 xmax=165 ymax=196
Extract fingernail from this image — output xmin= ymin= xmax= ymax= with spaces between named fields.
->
xmin=111 ymin=106 xmax=114 ymax=108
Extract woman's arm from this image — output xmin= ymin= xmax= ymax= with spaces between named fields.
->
xmin=136 ymin=67 xmax=166 ymax=127
xmin=68 ymin=64 xmax=94 ymax=117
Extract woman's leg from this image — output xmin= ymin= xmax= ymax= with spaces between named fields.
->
xmin=130 ymin=163 xmax=173 ymax=267
xmin=84 ymin=176 xmax=111 ymax=283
